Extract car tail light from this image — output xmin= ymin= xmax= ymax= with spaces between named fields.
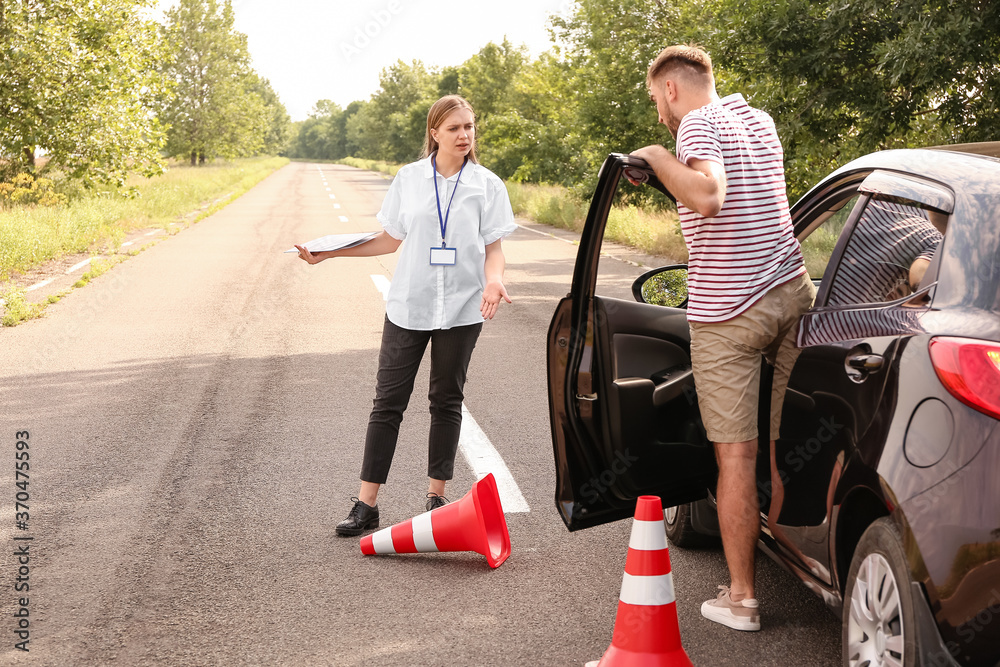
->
xmin=928 ymin=337 xmax=1000 ymax=420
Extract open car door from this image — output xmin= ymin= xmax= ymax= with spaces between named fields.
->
xmin=547 ymin=154 xmax=716 ymax=531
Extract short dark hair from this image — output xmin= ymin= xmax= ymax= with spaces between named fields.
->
xmin=646 ymin=45 xmax=713 ymax=89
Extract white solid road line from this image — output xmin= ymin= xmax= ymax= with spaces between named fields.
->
xmin=66 ymin=258 xmax=92 ymax=274
xmin=367 ymin=272 xmax=530 ymax=514
xmin=121 ymin=241 xmax=134 ymax=247
xmin=515 ymin=222 xmax=575 ymax=245
xmin=369 ymin=274 xmax=391 ymax=301
xmin=459 ymin=405 xmax=531 ymax=513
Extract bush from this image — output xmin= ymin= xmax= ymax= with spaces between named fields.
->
xmin=0 ymin=173 xmax=68 ymax=208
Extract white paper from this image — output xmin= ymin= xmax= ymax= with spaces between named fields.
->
xmin=285 ymin=232 xmax=379 ymax=254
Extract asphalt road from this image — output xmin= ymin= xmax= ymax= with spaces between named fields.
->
xmin=0 ymin=162 xmax=841 ymax=665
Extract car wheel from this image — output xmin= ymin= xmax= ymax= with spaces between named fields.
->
xmin=663 ymin=502 xmax=710 ymax=548
xmin=843 ymin=517 xmax=918 ymax=667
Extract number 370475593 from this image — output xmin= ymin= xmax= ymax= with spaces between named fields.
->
xmin=15 ymin=431 xmax=30 ymax=524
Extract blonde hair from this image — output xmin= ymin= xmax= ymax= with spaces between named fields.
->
xmin=646 ymin=45 xmax=714 ymax=90
xmin=421 ymin=95 xmax=479 ymax=164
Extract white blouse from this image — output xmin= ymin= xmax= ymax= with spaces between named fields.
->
xmin=377 ymin=155 xmax=517 ymax=331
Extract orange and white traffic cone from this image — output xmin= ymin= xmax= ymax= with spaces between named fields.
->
xmin=359 ymin=473 xmax=511 ymax=569
xmin=586 ymin=495 xmax=693 ymax=667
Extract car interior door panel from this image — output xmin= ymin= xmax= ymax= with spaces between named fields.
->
xmin=593 ymin=297 xmax=715 ymax=502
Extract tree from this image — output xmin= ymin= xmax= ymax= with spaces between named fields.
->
xmin=711 ymin=0 xmax=1000 ymax=197
xmin=287 ymin=100 xmax=351 ymax=160
xmin=476 ymin=51 xmax=586 ymax=185
xmin=252 ymin=75 xmax=291 ymax=156
xmin=550 ymin=0 xmax=711 ymax=197
xmin=158 ymin=0 xmax=279 ymax=165
xmin=457 ymin=39 xmax=526 ymax=120
xmin=360 ymin=60 xmax=438 ymax=163
xmin=0 ymin=0 xmax=169 ymax=186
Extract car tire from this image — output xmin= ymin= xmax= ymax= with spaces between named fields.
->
xmin=663 ymin=502 xmax=711 ymax=548
xmin=842 ymin=517 xmax=918 ymax=667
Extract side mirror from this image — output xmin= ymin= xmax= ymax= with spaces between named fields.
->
xmin=631 ymin=265 xmax=689 ymax=308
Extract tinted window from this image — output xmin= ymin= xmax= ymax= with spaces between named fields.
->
xmin=826 ymin=199 xmax=945 ymax=306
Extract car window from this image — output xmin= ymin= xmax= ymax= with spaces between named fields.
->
xmin=595 ymin=189 xmax=683 ymax=301
xmin=826 ymin=198 xmax=946 ymax=307
xmin=798 ymin=193 xmax=861 ymax=282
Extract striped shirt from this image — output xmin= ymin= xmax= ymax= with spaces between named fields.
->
xmin=675 ymin=94 xmax=806 ymax=322
xmin=827 ymin=200 xmax=942 ymax=306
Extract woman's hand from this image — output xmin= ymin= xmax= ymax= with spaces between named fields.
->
xmin=480 ymin=281 xmax=511 ymax=320
xmin=295 ymin=245 xmax=324 ymax=264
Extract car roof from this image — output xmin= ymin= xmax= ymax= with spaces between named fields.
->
xmin=924 ymin=141 xmax=1000 ymax=160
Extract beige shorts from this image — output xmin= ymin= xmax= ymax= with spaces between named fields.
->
xmin=689 ymin=273 xmax=816 ymax=444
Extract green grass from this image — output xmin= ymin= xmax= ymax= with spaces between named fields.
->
xmin=0 ymin=157 xmax=288 ymax=281
xmin=336 ymin=157 xmax=401 ymax=177
xmin=801 ymin=223 xmax=842 ymax=280
xmin=72 ymin=257 xmax=119 ymax=288
xmin=507 ymin=181 xmax=687 ymax=262
xmin=0 ymin=289 xmax=45 ymax=327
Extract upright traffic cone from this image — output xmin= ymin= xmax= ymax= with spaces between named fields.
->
xmin=586 ymin=495 xmax=693 ymax=667
xmin=360 ymin=473 xmax=511 ymax=569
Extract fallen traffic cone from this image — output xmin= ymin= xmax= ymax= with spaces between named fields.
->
xmin=585 ymin=495 xmax=693 ymax=667
xmin=360 ymin=473 xmax=511 ymax=569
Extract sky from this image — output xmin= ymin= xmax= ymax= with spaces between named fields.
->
xmin=159 ymin=0 xmax=572 ymax=121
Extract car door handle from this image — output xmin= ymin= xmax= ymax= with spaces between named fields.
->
xmin=845 ymin=353 xmax=883 ymax=383
xmin=847 ymin=354 xmax=883 ymax=372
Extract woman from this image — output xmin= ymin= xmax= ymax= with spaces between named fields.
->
xmin=295 ymin=95 xmax=516 ymax=536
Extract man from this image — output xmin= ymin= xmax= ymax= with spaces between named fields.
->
xmin=631 ymin=45 xmax=815 ymax=632
xmin=828 ymin=201 xmax=945 ymax=306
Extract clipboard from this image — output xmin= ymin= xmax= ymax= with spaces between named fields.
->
xmin=285 ymin=232 xmax=379 ymax=254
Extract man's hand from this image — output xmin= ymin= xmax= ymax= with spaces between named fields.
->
xmin=630 ymin=145 xmax=727 ymax=218
xmin=480 ymin=281 xmax=511 ymax=320
xmin=629 ymin=145 xmax=671 ymax=185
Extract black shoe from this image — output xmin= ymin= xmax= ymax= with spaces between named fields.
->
xmin=426 ymin=493 xmax=449 ymax=512
xmin=336 ymin=497 xmax=379 ymax=537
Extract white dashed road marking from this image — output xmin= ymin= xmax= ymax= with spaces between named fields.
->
xmin=26 ymin=279 xmax=55 ymax=292
xmin=370 ymin=274 xmax=391 ymax=301
xmin=338 ymin=216 xmax=349 ymax=222
xmin=66 ymin=258 xmax=92 ymax=274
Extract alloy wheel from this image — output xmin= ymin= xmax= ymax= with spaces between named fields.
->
xmin=664 ymin=505 xmax=678 ymax=525
xmin=847 ymin=552 xmax=905 ymax=667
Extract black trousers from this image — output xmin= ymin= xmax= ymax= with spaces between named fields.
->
xmin=360 ymin=317 xmax=483 ymax=484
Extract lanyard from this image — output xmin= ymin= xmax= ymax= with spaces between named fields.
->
xmin=431 ymin=154 xmax=467 ymax=247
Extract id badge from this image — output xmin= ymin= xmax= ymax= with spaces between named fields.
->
xmin=430 ymin=246 xmax=457 ymax=266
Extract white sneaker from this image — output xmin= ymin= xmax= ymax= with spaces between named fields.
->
xmin=701 ymin=585 xmax=761 ymax=631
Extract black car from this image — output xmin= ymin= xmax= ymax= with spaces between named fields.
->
xmin=547 ymin=145 xmax=1000 ymax=666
